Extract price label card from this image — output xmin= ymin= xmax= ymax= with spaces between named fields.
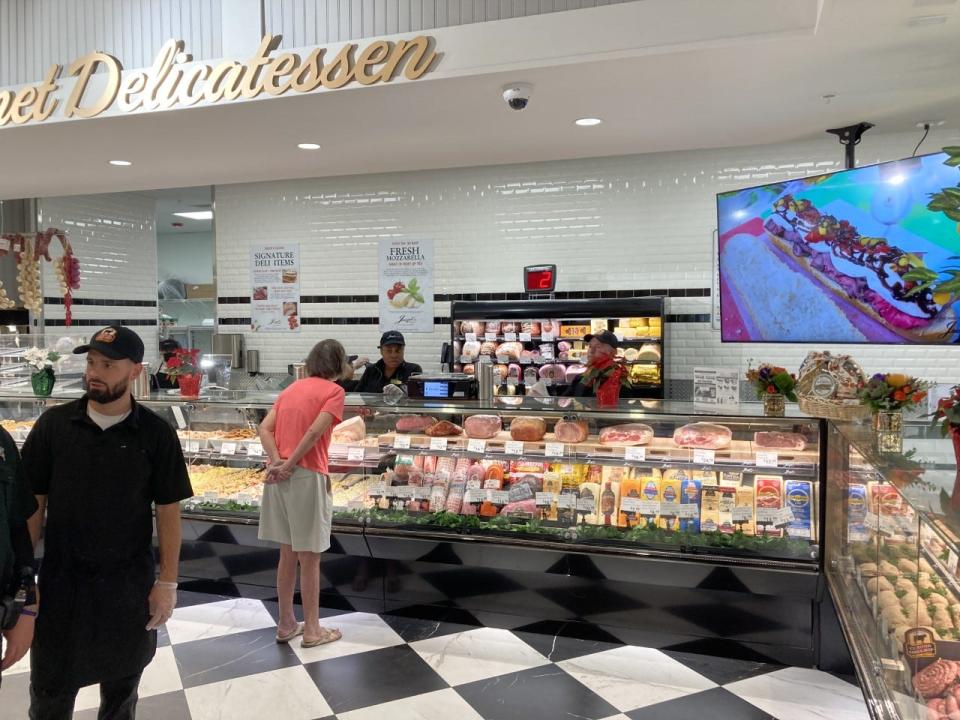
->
xmin=773 ymin=507 xmax=796 ymax=526
xmin=624 ymin=447 xmax=646 ymax=462
xmin=172 ymin=406 xmax=187 ymax=429
xmin=347 ymin=447 xmax=366 ymax=462
xmin=660 ymin=501 xmax=681 ymax=517
xmin=519 ymin=332 xmax=532 ymax=342
xmin=236 ymin=493 xmax=252 ymax=505
xmin=185 ymin=440 xmax=201 ymax=453
xmin=732 ymin=506 xmax=753 ymax=523
xmin=693 ymin=449 xmax=716 ymax=465
xmin=485 ymin=332 xmax=497 ymax=341
xmin=459 ymin=355 xmax=473 ymax=364
xmin=541 ymin=332 xmax=555 ymax=342
xmin=464 ymin=489 xmax=483 ymax=504
xmin=467 ymin=439 xmax=486 ymax=454
xmin=247 ymin=442 xmax=263 ymax=457
xmin=505 ymin=441 xmax=524 ymax=455
xmin=465 ymin=333 xmax=477 ymax=342
xmin=488 ymin=490 xmax=510 ymax=505
xmin=383 ymin=485 xmax=399 ymax=498
xmin=535 ymin=492 xmax=556 ymax=507
xmin=534 ymin=357 xmax=548 ymax=365
xmin=576 ymin=498 xmax=596 ymax=512
xmin=620 ymin=497 xmax=644 ymax=514
xmin=894 ymin=515 xmax=916 ymax=534
xmin=483 ymin=479 xmax=502 ymax=490
xmin=203 ymin=491 xmax=219 ymax=502
xmin=556 ymin=494 xmax=577 ymax=510
xmin=504 ymin=332 xmax=517 ymax=341
xmin=396 ymin=486 xmax=415 ymax=499
xmin=638 ymin=499 xmax=661 ymax=516
xmin=519 ymin=356 xmax=532 ymax=365
xmin=948 ymin=550 xmax=959 ymax=575
xmin=466 ymin=477 xmax=483 ymax=490
xmin=429 ymin=437 xmax=448 ymax=451
xmin=545 ymin=442 xmax=565 ymax=458
xmin=864 ymin=513 xmax=881 ymax=532
xmin=755 ymin=451 xmax=779 ymax=468
xmin=678 ymin=504 xmax=700 ymax=519
xmin=220 ymin=442 xmax=237 ymax=456
xmin=756 ymin=507 xmax=780 ymax=525
xmin=393 ymin=434 xmax=412 ymax=449
xmin=415 ymin=487 xmax=432 ymax=500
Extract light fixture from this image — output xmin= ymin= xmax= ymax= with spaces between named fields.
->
xmin=906 ymin=14 xmax=949 ymax=25
xmin=108 ymin=160 xmax=132 ymax=166
xmin=173 ymin=210 xmax=214 ymax=220
xmin=916 ymin=120 xmax=946 ymax=128
xmin=887 ymin=174 xmax=907 ymax=186
xmin=297 ymin=142 xmax=321 ymax=150
xmin=574 ymin=118 xmax=603 ymax=127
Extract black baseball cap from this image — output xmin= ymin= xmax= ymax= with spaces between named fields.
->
xmin=583 ymin=330 xmax=619 ymax=348
xmin=73 ymin=325 xmax=145 ymax=363
xmin=379 ymin=331 xmax=406 ymax=348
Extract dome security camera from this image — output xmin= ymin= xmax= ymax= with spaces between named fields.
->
xmin=502 ymin=83 xmax=533 ymax=111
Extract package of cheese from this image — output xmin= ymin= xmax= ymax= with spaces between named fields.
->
xmin=618 ymin=474 xmax=645 ymax=529
xmin=755 ymin=475 xmax=783 ymax=538
xmin=659 ymin=471 xmax=683 ymax=530
xmin=735 ymin=484 xmax=755 ymax=536
xmin=718 ymin=486 xmax=738 ymax=534
xmin=577 ymin=481 xmax=601 ymax=525
xmin=598 ymin=479 xmax=620 ymax=527
xmin=680 ymin=476 xmax=702 ymax=533
xmin=700 ymin=486 xmax=720 ymax=533
xmin=638 ymin=472 xmax=662 ymax=528
xmin=541 ymin=470 xmax=562 ymax=521
xmin=785 ymin=480 xmax=814 ymax=540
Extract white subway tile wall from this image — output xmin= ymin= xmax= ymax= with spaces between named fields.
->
xmin=38 ymin=193 xmax=160 ymax=367
xmin=215 ymin=128 xmax=960 ymax=384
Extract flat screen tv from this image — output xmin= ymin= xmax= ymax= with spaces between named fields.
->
xmin=717 ymin=151 xmax=960 ymax=343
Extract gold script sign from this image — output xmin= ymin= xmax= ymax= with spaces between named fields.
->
xmin=0 ymin=34 xmax=438 ymax=127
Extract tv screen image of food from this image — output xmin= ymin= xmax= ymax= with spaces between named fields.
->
xmin=717 ymin=151 xmax=960 ymax=343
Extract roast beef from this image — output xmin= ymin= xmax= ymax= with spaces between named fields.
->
xmin=424 ymin=420 xmax=463 ymax=437
xmin=510 ymin=417 xmax=547 ymax=442
xmin=554 ymin=418 xmax=589 ymax=443
xmin=464 ymin=414 xmax=502 ymax=439
xmin=753 ymin=431 xmax=807 ymax=451
xmin=395 ymin=415 xmax=438 ymax=433
xmin=673 ymin=422 xmax=732 ymax=449
xmin=331 ymin=416 xmax=365 ymax=443
xmin=598 ymin=423 xmax=654 ymax=446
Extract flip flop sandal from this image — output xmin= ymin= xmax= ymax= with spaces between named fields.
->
xmin=275 ymin=623 xmax=304 ymax=644
xmin=301 ymin=627 xmax=342 ymax=648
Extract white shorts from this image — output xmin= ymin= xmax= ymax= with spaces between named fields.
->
xmin=258 ymin=467 xmax=333 ymax=554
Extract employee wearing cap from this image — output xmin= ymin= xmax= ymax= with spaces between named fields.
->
xmin=344 ymin=331 xmax=423 ymax=394
xmin=21 ymin=326 xmax=193 ymax=719
xmin=563 ymin=330 xmax=620 ymax=398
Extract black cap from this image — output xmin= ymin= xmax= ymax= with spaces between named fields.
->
xmin=73 ymin=325 xmax=145 ymax=363
xmin=379 ymin=330 xmax=406 ymax=348
xmin=583 ymin=330 xmax=619 ymax=348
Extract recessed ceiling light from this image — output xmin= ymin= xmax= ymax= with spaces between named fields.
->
xmin=574 ymin=118 xmax=603 ymax=127
xmin=108 ymin=160 xmax=132 ymax=166
xmin=906 ymin=14 xmax=949 ymax=25
xmin=173 ymin=211 xmax=213 ymax=220
xmin=297 ymin=143 xmax=321 ymax=150
xmin=916 ymin=120 xmax=947 ymax=127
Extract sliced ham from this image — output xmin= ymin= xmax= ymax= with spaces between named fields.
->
xmin=331 ymin=416 xmax=365 ymax=443
xmin=599 ymin=423 xmax=654 ymax=446
xmin=395 ymin=415 xmax=438 ymax=434
xmin=673 ymin=422 xmax=732 ymax=449
xmin=510 ymin=416 xmax=546 ymax=442
xmin=754 ymin=431 xmax=807 ymax=451
xmin=424 ymin=420 xmax=463 ymax=437
xmin=464 ymin=414 xmax=502 ymax=439
xmin=554 ymin=418 xmax=589 ymax=443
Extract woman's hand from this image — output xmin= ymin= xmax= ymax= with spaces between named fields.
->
xmin=266 ymin=460 xmax=295 ymax=484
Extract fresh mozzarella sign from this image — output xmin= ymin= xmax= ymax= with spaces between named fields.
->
xmin=379 ymin=239 xmax=433 ymax=333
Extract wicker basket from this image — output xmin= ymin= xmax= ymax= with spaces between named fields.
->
xmin=798 ymin=395 xmax=871 ymax=421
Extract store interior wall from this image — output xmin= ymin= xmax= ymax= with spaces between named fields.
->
xmin=158 ymin=232 xmax=215 ymax=286
xmin=214 ymin=127 xmax=960 ymax=385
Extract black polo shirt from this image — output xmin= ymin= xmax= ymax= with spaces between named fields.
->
xmin=0 ymin=428 xmax=35 ymax=599
xmin=20 ymin=397 xmax=193 ymax=689
xmin=345 ymin=359 xmax=423 ymax=393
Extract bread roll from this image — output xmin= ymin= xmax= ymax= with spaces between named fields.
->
xmin=859 ymin=563 xmax=879 ymax=578
xmin=879 ymin=561 xmax=899 ymax=576
xmin=867 ymin=577 xmax=894 ymax=594
xmin=898 ymin=559 xmax=918 ymax=574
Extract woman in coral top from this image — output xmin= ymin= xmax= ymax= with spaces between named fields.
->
xmin=258 ymin=339 xmax=349 ymax=648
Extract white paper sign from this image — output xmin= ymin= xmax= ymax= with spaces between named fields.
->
xmin=732 ymin=507 xmax=753 ymax=523
xmin=488 ymin=490 xmax=510 ymax=505
xmin=185 ymin=440 xmax=200 ymax=453
xmin=464 ymin=489 xmax=484 ymax=504
xmin=347 ymin=447 xmax=366 ymax=462
xmin=620 ymin=497 xmax=644 ymax=514
xmin=368 ymin=483 xmax=387 ymax=497
xmin=756 ymin=508 xmax=780 ymax=525
xmin=544 ymin=442 xmax=565 ymax=458
xmin=660 ymin=502 xmax=681 ymax=516
xmin=541 ymin=332 xmax=555 ymax=342
xmin=519 ymin=332 xmax=532 ymax=342
xmin=948 ymin=550 xmax=959 ymax=575
xmin=864 ymin=513 xmax=881 ymax=532
xmin=236 ymin=493 xmax=252 ymax=505
xmin=467 ymin=439 xmax=486 ymax=453
xmin=504 ymin=332 xmax=517 ymax=341
xmin=678 ymin=504 xmax=700 ymax=519
xmin=693 ymin=449 xmax=716 ymax=465
xmin=379 ymin=238 xmax=434 ymax=334
xmin=624 ymin=447 xmax=646 ymax=462
xmin=393 ymin=435 xmax=412 ymax=449
xmin=693 ymin=367 xmax=739 ymax=407
xmin=414 ymin=487 xmax=432 ymax=500
xmin=220 ymin=442 xmax=237 ymax=456
xmin=535 ymin=492 xmax=556 ymax=507
xmin=639 ymin=500 xmax=661 ymax=516
xmin=246 ymin=442 xmax=263 ymax=456
xmin=464 ymin=332 xmax=477 ymax=342
xmin=505 ymin=441 xmax=524 ymax=455
xmin=251 ymin=243 xmax=301 ymax=333
xmin=773 ymin=507 xmax=796 ymax=526
xmin=396 ymin=486 xmax=415 ymax=499
xmin=429 ymin=437 xmax=448 ymax=451
xmin=576 ymin=498 xmax=596 ymax=512
xmin=755 ymin=451 xmax=778 ymax=468
xmin=556 ymin=494 xmax=577 ymax=510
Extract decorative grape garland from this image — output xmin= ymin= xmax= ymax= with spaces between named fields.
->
xmin=0 ymin=229 xmax=81 ymax=325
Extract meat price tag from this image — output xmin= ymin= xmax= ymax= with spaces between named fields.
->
xmin=488 ymin=490 xmax=510 ymax=505
xmin=393 ymin=435 xmax=412 ymax=450
xmin=496 ymin=355 xmax=510 ymax=364
xmin=172 ymin=406 xmax=188 ymax=429
xmin=203 ymin=491 xmax=219 ymax=502
xmin=396 ymin=486 xmax=414 ymax=499
xmin=464 ymin=489 xmax=483 ymax=504
xmin=185 ymin=440 xmax=201 ymax=453
xmin=466 ymin=477 xmax=483 ymax=490
xmin=545 ymin=442 xmax=565 ymax=458
xmin=519 ymin=332 xmax=532 ymax=342
xmin=620 ymin=497 xmax=644 ymax=514
xmin=429 ymin=437 xmax=448 ymax=451
xmin=677 ymin=504 xmax=700 ymax=519
xmin=415 ymin=487 xmax=432 ymax=500
xmin=220 ymin=442 xmax=238 ymax=456
xmin=383 ymin=485 xmax=399 ymax=498
xmin=465 ymin=333 xmax=477 ymax=342
xmin=576 ymin=498 xmax=596 ymax=512
xmin=893 ymin=514 xmax=916 ymax=535
xmin=639 ymin=500 xmax=661 ymax=516
xmin=535 ymin=492 xmax=556 ymax=507
xmin=755 ymin=451 xmax=778 ymax=468
xmin=467 ymin=439 xmax=486 ymax=453
xmin=756 ymin=508 xmax=779 ymax=525
xmin=556 ymin=494 xmax=577 ymax=510
xmin=505 ymin=441 xmax=524 ymax=455
xmin=693 ymin=449 xmax=716 ymax=465
xmin=864 ymin=513 xmax=881 ymax=532
xmin=624 ymin=447 xmax=646 ymax=462
xmin=660 ymin=502 xmax=681 ymax=517
xmin=773 ymin=507 xmax=795 ymax=527
xmin=347 ymin=447 xmax=366 ymax=462
xmin=732 ymin=507 xmax=753 ymax=523
xmin=541 ymin=332 xmax=555 ymax=342
xmin=459 ymin=355 xmax=473 ymax=364
xmin=485 ymin=332 xmax=497 ymax=341
xmin=948 ymin=550 xmax=959 ymax=575
xmin=367 ymin=482 xmax=385 ymax=497
xmin=247 ymin=442 xmax=264 ymax=456
xmin=483 ymin=479 xmax=501 ymax=489
xmin=519 ymin=357 xmax=532 ymax=365
xmin=504 ymin=332 xmax=517 ymax=341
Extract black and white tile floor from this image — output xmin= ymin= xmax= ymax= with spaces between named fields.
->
xmin=0 ymin=591 xmax=870 ymax=720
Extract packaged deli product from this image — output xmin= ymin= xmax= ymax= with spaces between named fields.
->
xmin=718 ymin=486 xmax=738 ymax=534
xmin=599 ymin=479 xmax=620 ymax=527
xmin=541 ymin=471 xmax=563 ymax=521
xmin=847 ymin=483 xmax=869 ymax=542
xmin=785 ymin=480 xmax=814 ymax=540
xmin=578 ymin=481 xmax=601 ymax=525
xmin=680 ymin=476 xmax=702 ymax=533
xmin=755 ymin=475 xmax=783 ymax=537
xmin=700 ymin=486 xmax=720 ymax=533
xmin=735 ymin=484 xmax=756 ymax=536
xmin=508 ymin=460 xmax=547 ymax=502
xmin=618 ymin=474 xmax=645 ymax=529
xmin=638 ymin=472 xmax=662 ymax=527
xmin=659 ymin=472 xmax=683 ymax=531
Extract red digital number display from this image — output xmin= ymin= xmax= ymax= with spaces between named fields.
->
xmin=524 ymin=265 xmax=556 ymax=292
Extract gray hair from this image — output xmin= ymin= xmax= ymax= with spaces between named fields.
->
xmin=305 ymin=339 xmax=349 ymax=380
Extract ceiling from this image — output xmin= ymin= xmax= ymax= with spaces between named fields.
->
xmin=1 ymin=0 xmax=959 ymax=200
xmin=145 ymin=186 xmax=214 ymax=235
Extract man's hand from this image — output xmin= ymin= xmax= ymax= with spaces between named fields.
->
xmin=146 ymin=583 xmax=177 ymax=630
xmin=1 ymin=612 xmax=35 ymax=670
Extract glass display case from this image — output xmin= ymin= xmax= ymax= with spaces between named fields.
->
xmin=825 ymin=419 xmax=960 ymax=720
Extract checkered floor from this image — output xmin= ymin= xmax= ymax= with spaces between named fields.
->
xmin=0 ymin=591 xmax=870 ymax=720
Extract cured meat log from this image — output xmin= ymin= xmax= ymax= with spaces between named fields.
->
xmin=464 ymin=414 xmax=502 ymax=439
xmin=538 ymin=364 xmax=566 ymax=382
xmin=496 ymin=342 xmax=523 ymax=360
xmin=554 ymin=418 xmax=589 ymax=443
xmin=914 ymin=658 xmax=958 ymax=699
xmin=331 ymin=416 xmax=365 ymax=443
xmin=599 ymin=423 xmax=654 ymax=446
xmin=395 ymin=415 xmax=439 ymax=433
xmin=510 ymin=417 xmax=547 ymax=442
xmin=753 ymin=431 xmax=807 ymax=451
xmin=424 ymin=420 xmax=463 ymax=437
xmin=673 ymin=422 xmax=732 ymax=449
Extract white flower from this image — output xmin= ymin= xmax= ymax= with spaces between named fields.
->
xmin=24 ymin=347 xmax=58 ymax=371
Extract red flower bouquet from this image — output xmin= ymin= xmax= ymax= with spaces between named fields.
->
xmin=581 ymin=355 xmax=631 ymax=407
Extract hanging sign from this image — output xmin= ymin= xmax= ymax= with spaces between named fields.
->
xmin=251 ymin=244 xmax=300 ymax=332
xmin=379 ymin=239 xmax=434 ymax=333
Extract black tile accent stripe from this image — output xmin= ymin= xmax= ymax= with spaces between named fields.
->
xmin=666 ymin=314 xmax=712 ymax=323
xmin=221 ymin=314 xmax=709 ymax=326
xmin=44 ymin=319 xmax=158 ymax=327
xmin=44 ymin=297 xmax=158 ymax=307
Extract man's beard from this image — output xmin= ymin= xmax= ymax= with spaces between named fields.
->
xmin=83 ymin=377 xmax=129 ymax=404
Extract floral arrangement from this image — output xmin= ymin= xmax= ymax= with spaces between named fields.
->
xmin=24 ymin=347 xmax=60 ymax=373
xmin=746 ymin=364 xmax=797 ymax=401
xmin=857 ymin=373 xmax=929 ymax=412
xmin=163 ymin=348 xmax=201 ymax=381
xmin=581 ymin=354 xmax=632 ymax=390
xmin=932 ymin=385 xmax=960 ymax=437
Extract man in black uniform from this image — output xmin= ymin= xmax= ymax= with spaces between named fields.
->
xmin=346 ymin=331 xmax=423 ymax=393
xmin=0 ymin=425 xmax=37 ymax=685
xmin=22 ymin=326 xmax=193 ymax=719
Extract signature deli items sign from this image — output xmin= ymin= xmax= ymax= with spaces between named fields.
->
xmin=0 ymin=34 xmax=438 ymax=126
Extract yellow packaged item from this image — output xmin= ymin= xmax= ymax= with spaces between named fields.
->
xmin=578 ymin=482 xmax=601 ymax=524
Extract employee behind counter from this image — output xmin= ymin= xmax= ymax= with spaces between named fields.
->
xmin=341 ymin=331 xmax=423 ymax=394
